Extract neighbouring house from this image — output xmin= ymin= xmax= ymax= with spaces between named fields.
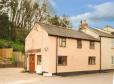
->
xmin=79 ymin=20 xmax=114 ymax=70
xmin=104 ymin=25 xmax=114 ymax=34
xmin=25 ymin=23 xmax=100 ymax=75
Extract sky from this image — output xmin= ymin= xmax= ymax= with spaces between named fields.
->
xmin=49 ymin=0 xmax=114 ymax=29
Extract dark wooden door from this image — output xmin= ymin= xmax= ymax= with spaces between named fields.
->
xmin=29 ymin=54 xmax=35 ymax=73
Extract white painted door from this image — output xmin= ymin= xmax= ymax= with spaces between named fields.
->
xmin=36 ymin=55 xmax=42 ymax=74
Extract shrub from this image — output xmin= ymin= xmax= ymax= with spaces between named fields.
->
xmin=12 ymin=42 xmax=24 ymax=52
xmin=11 ymin=56 xmax=17 ymax=65
xmin=0 ymin=39 xmax=24 ymax=52
xmin=0 ymin=39 xmax=13 ymax=48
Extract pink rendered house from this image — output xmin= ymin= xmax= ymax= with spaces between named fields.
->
xmin=25 ymin=23 xmax=100 ymax=75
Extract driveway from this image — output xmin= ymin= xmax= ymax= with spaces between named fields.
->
xmin=0 ymin=68 xmax=113 ymax=84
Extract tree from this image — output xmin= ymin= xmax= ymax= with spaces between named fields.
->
xmin=48 ymin=15 xmax=72 ymax=28
xmin=0 ymin=0 xmax=9 ymax=39
xmin=48 ymin=15 xmax=60 ymax=26
xmin=0 ymin=0 xmax=51 ymax=41
xmin=60 ymin=15 xmax=72 ymax=28
xmin=0 ymin=13 xmax=10 ymax=39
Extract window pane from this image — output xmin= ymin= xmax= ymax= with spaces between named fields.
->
xmin=59 ymin=37 xmax=66 ymax=47
xmin=112 ymin=56 xmax=114 ymax=64
xmin=77 ymin=40 xmax=82 ymax=48
xmin=90 ymin=41 xmax=95 ymax=49
xmin=58 ymin=56 xmax=67 ymax=66
xmin=37 ymin=55 xmax=41 ymax=65
xmin=88 ymin=56 xmax=96 ymax=65
xmin=112 ymin=39 xmax=114 ymax=48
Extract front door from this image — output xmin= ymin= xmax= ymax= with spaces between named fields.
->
xmin=29 ymin=54 xmax=35 ymax=73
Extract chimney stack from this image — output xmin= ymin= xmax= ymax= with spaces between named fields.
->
xmin=79 ymin=20 xmax=88 ymax=30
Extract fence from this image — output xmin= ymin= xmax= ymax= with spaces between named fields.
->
xmin=13 ymin=51 xmax=24 ymax=67
xmin=0 ymin=48 xmax=13 ymax=58
xmin=0 ymin=48 xmax=24 ymax=67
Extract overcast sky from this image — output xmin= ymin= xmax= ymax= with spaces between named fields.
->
xmin=49 ymin=0 xmax=114 ymax=28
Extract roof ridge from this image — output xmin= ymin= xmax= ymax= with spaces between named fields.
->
xmin=38 ymin=22 xmax=74 ymax=31
xmin=38 ymin=23 xmax=100 ymax=41
xmin=94 ymin=28 xmax=111 ymax=35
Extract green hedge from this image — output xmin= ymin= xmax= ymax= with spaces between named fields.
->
xmin=0 ymin=39 xmax=24 ymax=52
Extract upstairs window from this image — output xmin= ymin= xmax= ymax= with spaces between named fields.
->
xmin=88 ymin=56 xmax=96 ymax=65
xmin=112 ymin=56 xmax=114 ymax=64
xmin=112 ymin=39 xmax=114 ymax=48
xmin=59 ymin=37 xmax=66 ymax=47
xmin=77 ymin=40 xmax=82 ymax=48
xmin=90 ymin=41 xmax=95 ymax=49
xmin=58 ymin=56 xmax=67 ymax=66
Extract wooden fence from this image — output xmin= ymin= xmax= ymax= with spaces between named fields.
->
xmin=0 ymin=48 xmax=24 ymax=67
xmin=0 ymin=48 xmax=13 ymax=58
xmin=13 ymin=51 xmax=24 ymax=67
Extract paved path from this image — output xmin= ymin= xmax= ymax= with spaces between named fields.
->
xmin=0 ymin=68 xmax=113 ymax=84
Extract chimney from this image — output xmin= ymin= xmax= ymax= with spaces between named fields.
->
xmin=79 ymin=20 xmax=88 ymax=30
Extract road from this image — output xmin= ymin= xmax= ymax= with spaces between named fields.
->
xmin=0 ymin=68 xmax=113 ymax=84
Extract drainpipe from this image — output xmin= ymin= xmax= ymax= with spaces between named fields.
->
xmin=100 ymin=37 xmax=102 ymax=71
xmin=56 ymin=37 xmax=58 ymax=75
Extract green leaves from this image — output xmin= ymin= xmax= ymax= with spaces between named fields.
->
xmin=0 ymin=39 xmax=24 ymax=52
xmin=48 ymin=15 xmax=72 ymax=28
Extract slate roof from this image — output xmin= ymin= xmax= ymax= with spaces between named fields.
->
xmin=39 ymin=23 xmax=100 ymax=41
xmin=91 ymin=28 xmax=114 ymax=38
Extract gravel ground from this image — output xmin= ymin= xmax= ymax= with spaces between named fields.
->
xmin=0 ymin=68 xmax=113 ymax=84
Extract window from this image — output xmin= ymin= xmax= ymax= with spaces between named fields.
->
xmin=77 ymin=40 xmax=82 ymax=48
xmin=37 ymin=55 xmax=41 ymax=65
xmin=90 ymin=41 xmax=95 ymax=49
xmin=88 ymin=56 xmax=96 ymax=65
xmin=112 ymin=39 xmax=114 ymax=48
xmin=59 ymin=37 xmax=66 ymax=47
xmin=112 ymin=56 xmax=114 ymax=64
xmin=58 ymin=56 xmax=67 ymax=66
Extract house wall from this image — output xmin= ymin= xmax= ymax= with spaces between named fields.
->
xmin=81 ymin=28 xmax=114 ymax=70
xmin=104 ymin=27 xmax=114 ymax=33
xmin=25 ymin=24 xmax=50 ymax=72
xmin=101 ymin=37 xmax=114 ymax=70
xmin=48 ymin=36 xmax=100 ymax=73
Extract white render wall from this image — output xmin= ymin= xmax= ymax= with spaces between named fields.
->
xmin=25 ymin=24 xmax=50 ymax=72
xmin=101 ymin=37 xmax=114 ymax=70
xmin=81 ymin=28 xmax=114 ymax=70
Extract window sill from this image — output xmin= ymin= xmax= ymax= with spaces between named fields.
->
xmin=59 ymin=46 xmax=66 ymax=48
xmin=90 ymin=48 xmax=95 ymax=49
xmin=77 ymin=47 xmax=82 ymax=49
xmin=58 ymin=65 xmax=67 ymax=66
xmin=88 ymin=64 xmax=96 ymax=65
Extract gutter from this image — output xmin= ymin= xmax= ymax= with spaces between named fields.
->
xmin=100 ymin=36 xmax=102 ymax=71
xmin=56 ymin=36 xmax=58 ymax=75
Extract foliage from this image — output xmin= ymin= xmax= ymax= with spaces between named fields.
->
xmin=0 ymin=0 xmax=72 ymax=49
xmin=11 ymin=56 xmax=17 ymax=64
xmin=0 ymin=39 xmax=24 ymax=52
xmin=0 ymin=39 xmax=13 ymax=48
xmin=0 ymin=13 xmax=10 ymax=39
xmin=48 ymin=15 xmax=72 ymax=28
xmin=12 ymin=41 xmax=24 ymax=52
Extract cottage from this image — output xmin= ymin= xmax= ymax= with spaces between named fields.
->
xmin=79 ymin=20 xmax=114 ymax=70
xmin=25 ymin=23 xmax=100 ymax=75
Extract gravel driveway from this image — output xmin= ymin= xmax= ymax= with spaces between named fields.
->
xmin=0 ymin=68 xmax=113 ymax=84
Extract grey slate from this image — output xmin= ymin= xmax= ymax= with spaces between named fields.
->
xmin=39 ymin=23 xmax=100 ymax=41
